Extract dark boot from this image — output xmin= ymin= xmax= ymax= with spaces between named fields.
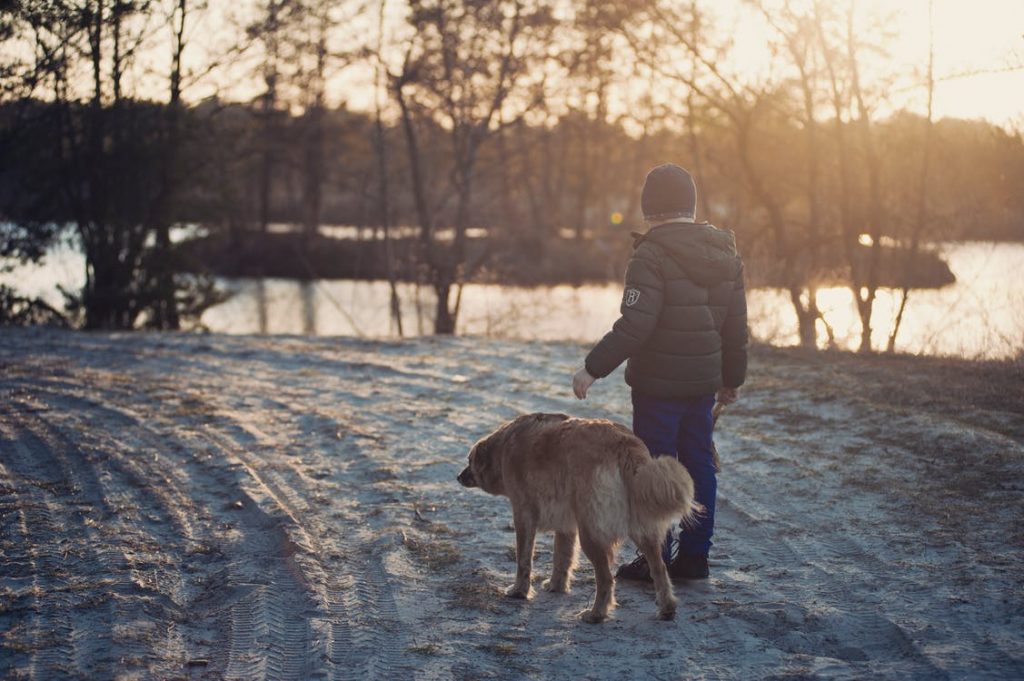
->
xmin=615 ymin=551 xmax=653 ymax=582
xmin=669 ymin=553 xmax=709 ymax=580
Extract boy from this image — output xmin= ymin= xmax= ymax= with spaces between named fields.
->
xmin=572 ymin=163 xmax=748 ymax=581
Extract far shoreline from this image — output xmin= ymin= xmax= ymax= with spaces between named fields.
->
xmin=174 ymin=230 xmax=959 ymax=290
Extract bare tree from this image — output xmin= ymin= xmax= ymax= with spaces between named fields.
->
xmin=888 ymin=0 xmax=935 ymax=353
xmin=77 ymin=0 xmax=153 ymax=328
xmin=845 ymin=2 xmax=885 ymax=353
xmin=754 ymin=0 xmax=831 ymax=347
xmin=299 ymin=2 xmax=328 ymax=240
xmin=148 ymin=0 xmax=191 ymax=329
xmin=815 ymin=0 xmax=894 ymax=352
xmin=293 ymin=0 xmax=360 ymax=241
xmin=248 ymin=0 xmax=291 ymax=233
xmin=390 ymin=0 xmax=555 ymax=334
xmin=5 ymin=0 xmax=223 ymax=330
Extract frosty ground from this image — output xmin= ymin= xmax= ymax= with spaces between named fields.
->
xmin=1 ymin=329 xmax=1021 ymax=680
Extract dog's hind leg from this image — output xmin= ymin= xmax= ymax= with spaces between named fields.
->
xmin=578 ymin=530 xmax=616 ymax=624
xmin=637 ymin=534 xmax=677 ymax=620
xmin=543 ymin=530 xmax=578 ymax=594
xmin=505 ymin=508 xmax=537 ymax=599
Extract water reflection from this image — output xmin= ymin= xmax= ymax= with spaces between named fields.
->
xmin=738 ymin=242 xmax=1023 ymax=359
xmin=4 ymin=241 xmax=1022 ymax=360
xmin=201 ymin=242 xmax=1023 ymax=359
xmin=301 ymin=281 xmax=316 ymax=336
xmin=256 ymin=279 xmax=268 ymax=335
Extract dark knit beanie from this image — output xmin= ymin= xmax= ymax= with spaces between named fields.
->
xmin=641 ymin=163 xmax=697 ymax=221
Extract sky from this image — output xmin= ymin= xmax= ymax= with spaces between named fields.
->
xmin=818 ymin=0 xmax=1024 ymax=126
xmin=624 ymin=0 xmax=1024 ymax=128
xmin=55 ymin=0 xmax=1024 ymax=130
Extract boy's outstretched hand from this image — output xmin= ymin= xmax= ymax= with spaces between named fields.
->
xmin=716 ymin=387 xmax=740 ymax=405
xmin=572 ymin=368 xmax=596 ymax=399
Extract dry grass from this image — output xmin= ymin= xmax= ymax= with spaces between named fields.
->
xmin=401 ymin=531 xmax=461 ymax=571
xmin=407 ymin=642 xmax=443 ymax=656
xmin=450 ymin=569 xmax=503 ymax=612
xmin=748 ymin=344 xmax=1024 ymax=444
xmin=477 ymin=642 xmax=517 ymax=656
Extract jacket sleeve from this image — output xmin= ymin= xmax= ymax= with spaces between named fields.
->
xmin=584 ymin=248 xmax=664 ymax=378
xmin=720 ymin=260 xmax=748 ymax=388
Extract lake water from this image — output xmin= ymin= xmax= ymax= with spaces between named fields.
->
xmin=5 ymin=240 xmax=1022 ymax=360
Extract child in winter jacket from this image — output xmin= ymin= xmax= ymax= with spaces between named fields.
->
xmin=572 ymin=163 xmax=748 ymax=581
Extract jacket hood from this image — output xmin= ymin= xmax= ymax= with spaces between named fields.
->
xmin=638 ymin=222 xmax=741 ymax=287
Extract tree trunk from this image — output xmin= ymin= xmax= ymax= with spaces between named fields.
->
xmin=154 ymin=224 xmax=179 ymax=329
xmin=302 ymin=8 xmax=327 ymax=241
xmin=435 ymin=136 xmax=476 ymax=336
xmin=259 ymin=116 xmax=274 ymax=233
xmin=685 ymin=9 xmax=712 ymax=222
xmin=858 ymin=300 xmax=872 ymax=353
xmin=887 ymin=288 xmax=910 ymax=354
xmin=791 ymin=288 xmax=818 ymax=348
xmin=300 ymin=281 xmax=316 ymax=335
xmin=434 ymin=278 xmax=456 ymax=335
xmin=574 ymin=119 xmax=591 ymax=240
xmin=302 ymin=104 xmax=323 ymax=240
xmin=258 ymin=1 xmax=280 ymax=234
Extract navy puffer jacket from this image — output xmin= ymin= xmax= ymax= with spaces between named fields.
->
xmin=584 ymin=222 xmax=748 ymax=398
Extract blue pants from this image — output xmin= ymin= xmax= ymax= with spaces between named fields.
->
xmin=631 ymin=391 xmax=717 ymax=559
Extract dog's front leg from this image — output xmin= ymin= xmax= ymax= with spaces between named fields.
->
xmin=505 ymin=508 xmax=537 ymax=599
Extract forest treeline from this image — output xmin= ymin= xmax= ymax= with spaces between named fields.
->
xmin=1 ymin=0 xmax=1023 ymax=349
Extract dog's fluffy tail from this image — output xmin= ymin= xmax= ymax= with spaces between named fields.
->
xmin=623 ymin=453 xmax=698 ymax=525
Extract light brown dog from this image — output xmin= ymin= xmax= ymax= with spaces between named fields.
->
xmin=457 ymin=413 xmax=697 ymax=623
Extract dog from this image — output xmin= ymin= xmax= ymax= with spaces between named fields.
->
xmin=457 ymin=413 xmax=697 ymax=623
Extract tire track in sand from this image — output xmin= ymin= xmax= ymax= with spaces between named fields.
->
xmin=5 ymin=381 xmax=216 ymax=678
xmin=171 ymin=380 xmax=407 ymax=681
xmin=716 ymin=428 xmax=952 ymax=678
xmin=19 ymin=357 xmax=367 ymax=681
xmin=2 ymin=373 xmax=324 ymax=680
xmin=142 ymin=342 xmax=416 ymax=680
xmin=0 ymin=403 xmax=117 ymax=679
xmin=1 ymin=386 xmax=220 ymax=678
xmin=85 ymin=383 xmax=322 ymax=681
xmin=0 ymin=452 xmax=54 ymax=681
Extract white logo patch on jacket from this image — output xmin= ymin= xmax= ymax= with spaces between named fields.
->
xmin=624 ymin=288 xmax=641 ymax=307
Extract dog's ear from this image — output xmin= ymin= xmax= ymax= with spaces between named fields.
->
xmin=468 ymin=436 xmax=503 ymax=494
xmin=468 ymin=438 xmax=490 ymax=468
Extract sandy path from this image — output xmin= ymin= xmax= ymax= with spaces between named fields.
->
xmin=1 ymin=329 xmax=1021 ymax=680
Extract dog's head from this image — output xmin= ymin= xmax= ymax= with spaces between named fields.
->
xmin=458 ymin=414 xmax=568 ymax=494
xmin=458 ymin=435 xmax=504 ymax=495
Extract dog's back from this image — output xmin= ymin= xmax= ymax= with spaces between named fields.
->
xmin=501 ymin=416 xmax=695 ymax=548
xmin=555 ymin=419 xmax=695 ymax=548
